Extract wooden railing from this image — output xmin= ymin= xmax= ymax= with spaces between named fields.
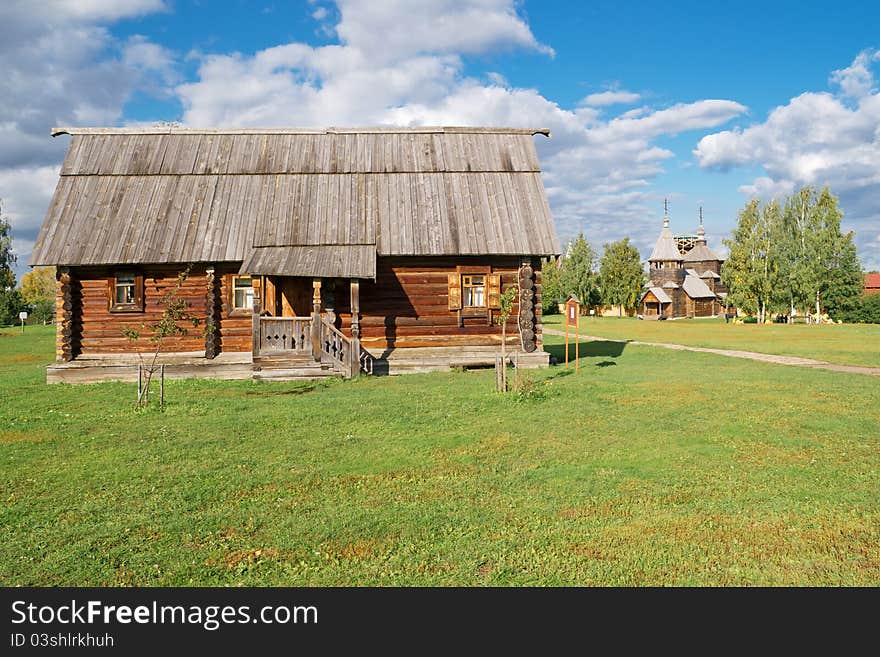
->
xmin=320 ymin=317 xmax=373 ymax=378
xmin=359 ymin=350 xmax=374 ymax=375
xmin=319 ymin=319 xmax=351 ymax=374
xmin=254 ymin=313 xmax=371 ymax=378
xmin=257 ymin=316 xmax=311 ymax=353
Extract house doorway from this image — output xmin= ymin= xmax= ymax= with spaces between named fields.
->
xmin=265 ymin=276 xmax=312 ymax=317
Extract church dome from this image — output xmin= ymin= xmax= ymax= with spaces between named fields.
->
xmin=649 ymin=214 xmax=683 ymax=262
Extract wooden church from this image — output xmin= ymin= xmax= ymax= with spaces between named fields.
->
xmin=31 ymin=126 xmax=561 ymax=383
xmin=640 ymin=205 xmax=728 ymax=319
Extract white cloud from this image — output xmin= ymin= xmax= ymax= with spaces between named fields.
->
xmin=1 ymin=166 xmax=61 ymax=279
xmin=0 ymin=0 xmax=171 ymax=278
xmin=39 ymin=0 xmax=167 ymax=22
xmin=333 ymin=0 xmax=554 ymax=61
xmin=124 ymin=35 xmax=179 ymax=86
xmin=695 ymin=49 xmax=880 ymax=269
xmin=178 ymin=2 xmax=744 ymax=258
xmin=4 ymin=0 xmax=748 ymax=277
xmin=830 ymin=48 xmax=880 ymax=99
xmin=583 ymin=90 xmax=641 ymax=107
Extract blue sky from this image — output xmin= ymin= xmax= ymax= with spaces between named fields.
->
xmin=2 ymin=0 xmax=879 ymax=280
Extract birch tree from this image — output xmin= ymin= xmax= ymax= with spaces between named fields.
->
xmin=727 ymin=186 xmax=861 ymax=322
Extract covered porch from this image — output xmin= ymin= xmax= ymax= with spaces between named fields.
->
xmin=241 ymin=244 xmax=376 ymax=380
xmin=641 ymin=287 xmax=671 ymax=319
xmin=248 ymin=275 xmax=370 ymax=380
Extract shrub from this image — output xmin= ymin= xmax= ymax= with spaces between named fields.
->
xmin=510 ymin=371 xmax=546 ymax=402
xmin=0 ymin=288 xmax=26 ymax=326
xmin=840 ymin=294 xmax=880 ymax=324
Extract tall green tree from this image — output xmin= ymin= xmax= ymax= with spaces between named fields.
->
xmin=20 ymin=266 xmax=56 ymax=324
xmin=813 ymin=188 xmax=862 ymax=319
xmin=540 ymin=256 xmax=563 ymax=314
xmin=598 ymin=238 xmax=644 ymax=316
xmin=0 ymin=200 xmax=26 ymax=326
xmin=0 ymin=200 xmax=16 ymax=291
xmin=723 ymin=200 xmax=767 ymax=320
xmin=725 ymin=186 xmax=862 ymax=323
xmin=778 ymin=186 xmax=861 ymax=319
xmin=560 ymin=233 xmax=600 ymax=308
xmin=778 ymin=186 xmax=844 ymax=318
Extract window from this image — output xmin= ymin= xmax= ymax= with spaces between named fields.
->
xmin=233 ymin=276 xmax=254 ymax=310
xmin=115 ymin=274 xmax=136 ymax=305
xmin=462 ymin=274 xmax=485 ymax=307
xmin=448 ymin=271 xmax=501 ymax=313
xmin=109 ymin=272 xmax=143 ymax=312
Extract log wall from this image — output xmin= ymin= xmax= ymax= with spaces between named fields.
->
xmin=62 ymin=256 xmax=547 ymax=357
xmin=330 ymin=256 xmax=544 ymax=350
xmin=65 ymin=264 xmax=250 ymax=355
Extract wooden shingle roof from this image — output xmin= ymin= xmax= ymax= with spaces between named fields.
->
xmin=31 ymin=127 xmax=561 ymax=274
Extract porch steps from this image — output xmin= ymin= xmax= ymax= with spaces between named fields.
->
xmin=252 ymin=353 xmax=344 ymax=382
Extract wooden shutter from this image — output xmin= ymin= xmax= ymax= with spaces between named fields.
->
xmin=447 ymin=273 xmax=461 ymax=310
xmin=487 ymin=274 xmax=501 ymax=309
xmin=134 ymin=274 xmax=145 ymax=311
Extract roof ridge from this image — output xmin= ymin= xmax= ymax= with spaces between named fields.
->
xmin=53 ymin=126 xmax=552 ymax=137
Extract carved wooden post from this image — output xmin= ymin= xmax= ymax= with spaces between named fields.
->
xmin=350 ymin=278 xmax=360 ymax=378
xmin=57 ymin=267 xmax=80 ymax=362
xmin=204 ymin=266 xmax=220 ymax=359
xmin=251 ymin=276 xmax=263 ymax=358
xmin=518 ymin=258 xmax=537 ymax=353
xmin=311 ymin=278 xmax=322 ymax=362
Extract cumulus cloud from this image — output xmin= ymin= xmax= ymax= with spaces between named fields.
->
xmin=178 ymin=1 xmax=744 ymax=257
xmin=5 ymin=0 xmax=748 ymax=278
xmin=583 ymin=90 xmax=641 ymax=107
xmin=830 ymin=48 xmax=880 ymax=99
xmin=695 ymin=48 xmax=880 ymax=269
xmin=0 ymin=0 xmax=172 ymax=278
xmin=333 ymin=0 xmax=554 ymax=61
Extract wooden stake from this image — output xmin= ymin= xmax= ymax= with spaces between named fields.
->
xmin=565 ymin=317 xmax=569 ymax=367
xmin=575 ymin=311 xmax=579 ymax=373
xmin=160 ymin=364 xmax=165 ymax=408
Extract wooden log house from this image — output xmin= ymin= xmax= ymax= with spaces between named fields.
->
xmin=31 ymin=127 xmax=561 ymax=383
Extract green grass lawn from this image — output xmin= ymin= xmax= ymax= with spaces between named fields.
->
xmin=542 ymin=314 xmax=880 ymax=367
xmin=1 ymin=325 xmax=878 ymax=585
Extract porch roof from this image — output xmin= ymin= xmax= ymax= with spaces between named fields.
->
xmin=240 ymin=245 xmax=376 ymax=279
xmin=641 ymin=286 xmax=672 ymax=304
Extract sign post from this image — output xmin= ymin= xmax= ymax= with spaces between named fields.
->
xmin=565 ymin=296 xmax=580 ymax=372
xmin=19 ymin=310 xmax=28 ymax=334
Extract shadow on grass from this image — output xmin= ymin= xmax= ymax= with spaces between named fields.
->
xmin=245 ymin=384 xmax=318 ymax=396
xmin=545 ymin=339 xmax=626 ymax=365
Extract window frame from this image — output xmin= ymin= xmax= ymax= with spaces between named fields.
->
xmin=228 ymin=274 xmax=256 ymax=316
xmin=108 ymin=271 xmax=144 ymax=313
xmin=461 ymin=273 xmax=487 ymax=309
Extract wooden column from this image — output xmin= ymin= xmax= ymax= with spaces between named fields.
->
xmin=311 ymin=278 xmax=322 ymax=362
xmin=57 ymin=267 xmax=80 ymax=362
xmin=518 ymin=259 xmax=537 ymax=353
xmin=251 ymin=276 xmax=263 ymax=357
xmin=350 ymin=278 xmax=360 ymax=378
xmin=204 ymin=266 xmax=220 ymax=359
